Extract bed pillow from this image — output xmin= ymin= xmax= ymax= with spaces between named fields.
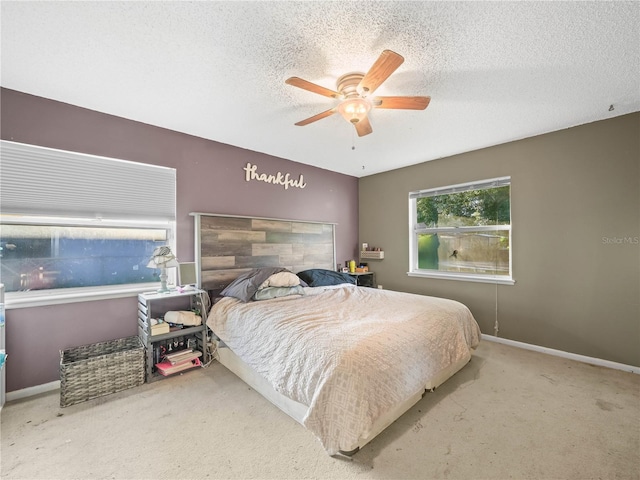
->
xmin=297 ymin=269 xmax=356 ymax=287
xmin=219 ymin=267 xmax=290 ymax=302
xmin=258 ymin=271 xmax=302 ymax=289
xmin=252 ymin=285 xmax=305 ymax=301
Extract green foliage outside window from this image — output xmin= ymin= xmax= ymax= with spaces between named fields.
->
xmin=416 ymin=186 xmax=510 ymax=228
xmin=413 ymin=184 xmax=511 ymax=278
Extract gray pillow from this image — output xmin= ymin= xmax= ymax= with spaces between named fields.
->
xmin=219 ymin=267 xmax=290 ymax=302
xmin=253 ymin=285 xmax=305 ymax=301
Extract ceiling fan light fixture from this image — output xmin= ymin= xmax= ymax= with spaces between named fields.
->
xmin=286 ymin=50 xmax=427 ymax=137
xmin=337 ymin=98 xmax=371 ymax=124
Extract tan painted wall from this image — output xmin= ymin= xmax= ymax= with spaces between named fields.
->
xmin=359 ymin=113 xmax=639 ymax=366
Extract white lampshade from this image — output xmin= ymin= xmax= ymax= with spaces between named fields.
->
xmin=146 ymin=246 xmax=179 ymax=268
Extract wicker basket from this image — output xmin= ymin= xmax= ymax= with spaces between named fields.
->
xmin=60 ymin=336 xmax=145 ymax=407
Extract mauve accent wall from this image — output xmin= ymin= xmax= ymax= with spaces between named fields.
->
xmin=0 ymin=88 xmax=359 ymax=392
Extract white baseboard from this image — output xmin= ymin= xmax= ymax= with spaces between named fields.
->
xmin=5 ymin=338 xmax=638 ymax=403
xmin=481 ymin=334 xmax=640 ymax=375
xmin=6 ymin=380 xmax=60 ymax=403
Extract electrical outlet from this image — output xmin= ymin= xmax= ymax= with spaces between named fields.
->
xmin=377 ymin=285 xmax=383 ymax=289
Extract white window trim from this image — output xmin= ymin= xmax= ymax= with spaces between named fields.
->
xmin=407 ymin=271 xmax=515 ymax=285
xmin=2 ymin=215 xmax=175 ymax=308
xmin=408 ymin=176 xmax=514 ymax=285
xmin=5 ymin=283 xmax=161 ymax=310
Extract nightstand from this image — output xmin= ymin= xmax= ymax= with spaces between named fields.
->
xmin=347 ymin=272 xmax=376 ymax=288
xmin=137 ymin=289 xmax=208 ymax=382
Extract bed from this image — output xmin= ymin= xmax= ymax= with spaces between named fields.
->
xmin=192 ymin=213 xmax=481 ymax=455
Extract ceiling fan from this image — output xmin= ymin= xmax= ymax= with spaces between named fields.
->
xmin=285 ymin=50 xmax=430 ymax=137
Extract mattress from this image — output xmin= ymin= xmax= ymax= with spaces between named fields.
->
xmin=207 ymin=284 xmax=481 ymax=454
xmin=214 ymin=341 xmax=472 ymax=454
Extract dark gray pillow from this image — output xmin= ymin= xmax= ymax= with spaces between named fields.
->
xmin=297 ymin=269 xmax=356 ymax=287
xmin=220 ymin=267 xmax=290 ymax=302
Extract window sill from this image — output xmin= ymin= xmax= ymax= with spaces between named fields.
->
xmin=407 ymin=271 xmax=515 ymax=285
xmin=5 ymin=283 xmax=162 ymax=309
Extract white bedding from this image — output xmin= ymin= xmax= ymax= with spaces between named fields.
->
xmin=206 ymin=284 xmax=481 ymax=454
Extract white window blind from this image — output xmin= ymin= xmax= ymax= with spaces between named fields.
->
xmin=0 ymin=141 xmax=175 ymax=222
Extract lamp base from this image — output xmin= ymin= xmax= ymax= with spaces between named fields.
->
xmin=157 ymin=268 xmax=171 ymax=293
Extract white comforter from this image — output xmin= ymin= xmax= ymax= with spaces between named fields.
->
xmin=207 ymin=284 xmax=481 ymax=454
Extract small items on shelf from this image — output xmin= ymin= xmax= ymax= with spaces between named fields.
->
xmin=150 ymin=321 xmax=170 ymax=336
xmin=360 ymin=243 xmax=384 ymax=260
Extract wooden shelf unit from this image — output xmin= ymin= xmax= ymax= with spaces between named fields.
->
xmin=137 ymin=289 xmax=208 ymax=382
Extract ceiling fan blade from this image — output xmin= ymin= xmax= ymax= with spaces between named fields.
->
xmin=285 ymin=77 xmax=342 ymax=99
xmin=372 ymin=96 xmax=431 ymax=110
xmin=357 ymin=50 xmax=404 ymax=97
xmin=354 ymin=116 xmax=373 ymax=137
xmin=294 ymin=108 xmax=337 ymax=126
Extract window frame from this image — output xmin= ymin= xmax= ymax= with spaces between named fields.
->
xmin=408 ymin=176 xmax=515 ymax=285
xmin=2 ymin=214 xmax=177 ymax=309
xmin=0 ymin=141 xmax=177 ymax=308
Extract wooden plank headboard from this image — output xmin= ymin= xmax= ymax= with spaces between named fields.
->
xmin=191 ymin=213 xmax=336 ymax=294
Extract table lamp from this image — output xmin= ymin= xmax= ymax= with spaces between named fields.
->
xmin=147 ymin=246 xmax=179 ymax=293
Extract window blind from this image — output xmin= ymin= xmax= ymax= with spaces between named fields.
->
xmin=409 ymin=176 xmax=511 ymax=200
xmin=0 ymin=141 xmax=175 ymax=222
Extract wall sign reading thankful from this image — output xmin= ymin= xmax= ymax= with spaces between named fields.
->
xmin=243 ymin=162 xmax=307 ymax=190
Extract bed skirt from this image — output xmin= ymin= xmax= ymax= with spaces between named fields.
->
xmin=215 ymin=340 xmax=471 ymax=454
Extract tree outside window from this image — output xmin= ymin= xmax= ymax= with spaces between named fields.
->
xmin=409 ymin=178 xmax=512 ymax=283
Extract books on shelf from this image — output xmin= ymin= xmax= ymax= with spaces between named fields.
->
xmin=154 ymin=349 xmax=203 ymax=376
xmin=155 ymin=357 xmax=202 ymax=376
xmin=165 ymin=349 xmax=202 ymax=365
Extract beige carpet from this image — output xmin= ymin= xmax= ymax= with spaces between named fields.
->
xmin=1 ymin=340 xmax=638 ymax=480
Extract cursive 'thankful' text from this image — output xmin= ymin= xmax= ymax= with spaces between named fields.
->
xmin=243 ymin=162 xmax=307 ymax=190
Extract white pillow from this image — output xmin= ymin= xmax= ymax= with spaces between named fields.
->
xmin=258 ymin=271 xmax=301 ymax=289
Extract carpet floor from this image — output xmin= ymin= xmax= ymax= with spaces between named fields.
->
xmin=1 ymin=340 xmax=638 ymax=480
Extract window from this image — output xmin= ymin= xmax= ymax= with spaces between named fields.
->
xmin=408 ymin=177 xmax=513 ymax=284
xmin=1 ymin=222 xmax=168 ymax=292
xmin=0 ymin=141 xmax=176 ymax=306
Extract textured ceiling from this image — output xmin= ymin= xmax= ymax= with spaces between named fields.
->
xmin=1 ymin=1 xmax=639 ymax=178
